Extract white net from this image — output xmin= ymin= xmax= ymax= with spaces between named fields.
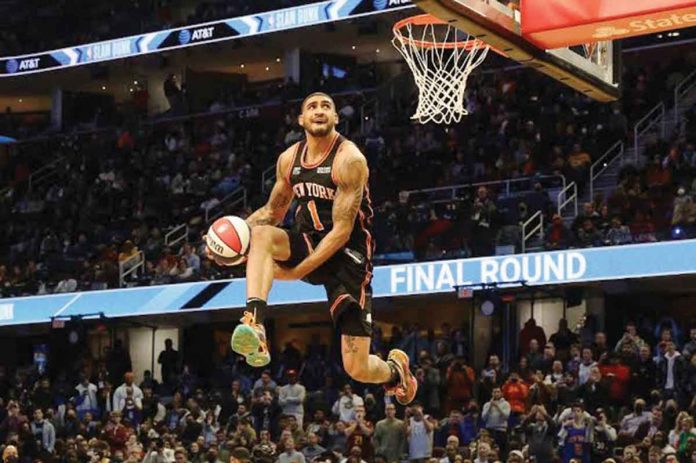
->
xmin=392 ymin=16 xmax=491 ymax=125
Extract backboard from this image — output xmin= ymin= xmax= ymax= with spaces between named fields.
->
xmin=413 ymin=0 xmax=622 ymax=102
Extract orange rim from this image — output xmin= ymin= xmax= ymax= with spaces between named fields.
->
xmin=393 ymin=14 xmax=506 ymax=56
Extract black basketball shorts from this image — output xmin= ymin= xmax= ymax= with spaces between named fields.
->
xmin=279 ymin=230 xmax=373 ymax=337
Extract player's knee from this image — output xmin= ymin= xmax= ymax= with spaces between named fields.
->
xmin=344 ymin=357 xmax=369 ymax=382
xmin=250 ymin=225 xmax=275 ymax=248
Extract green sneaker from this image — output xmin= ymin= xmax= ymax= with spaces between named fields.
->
xmin=231 ymin=311 xmax=271 ymax=367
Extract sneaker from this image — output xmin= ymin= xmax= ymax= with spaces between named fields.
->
xmin=385 ymin=349 xmax=418 ymax=405
xmin=231 ymin=311 xmax=271 ymax=367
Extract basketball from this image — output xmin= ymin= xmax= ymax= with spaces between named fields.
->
xmin=206 ymin=216 xmax=251 ymax=260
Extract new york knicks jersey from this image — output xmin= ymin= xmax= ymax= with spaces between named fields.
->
xmin=287 ymin=133 xmax=374 ymax=264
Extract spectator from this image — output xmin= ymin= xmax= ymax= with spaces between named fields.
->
xmin=470 ymin=187 xmax=497 ymax=256
xmin=373 ymin=403 xmax=405 ymax=463
xmin=30 ymin=409 xmax=55 ymax=455
xmin=614 ymin=321 xmax=648 ymax=355
xmin=658 ymin=341 xmax=687 ymax=404
xmin=332 ymin=385 xmax=364 ymax=423
xmin=181 ymin=244 xmax=201 ymax=273
xmin=521 ymin=404 xmax=555 ymax=462
xmin=345 ymin=405 xmax=373 ymax=461
xmin=113 ymin=372 xmax=144 ymax=412
xmin=101 ymin=411 xmax=129 ymax=453
xmin=481 ymin=387 xmax=510 ymax=454
xmin=253 ymin=370 xmax=277 ymax=396
xmin=444 ymin=358 xmax=475 ymax=413
xmin=549 ymin=319 xmax=580 ymax=361
xmin=519 ymin=319 xmax=546 ymax=356
xmin=577 ymin=348 xmax=597 ymax=386
xmin=277 ymin=437 xmax=304 ymax=463
xmin=683 ymin=326 xmax=696 ymax=359
xmin=302 ymin=432 xmax=326 ymax=461
xmin=591 ymin=408 xmax=617 ymax=461
xmin=74 ymin=374 xmax=99 ymax=418
xmin=278 ymin=370 xmax=306 ymax=427
xmin=525 ymin=339 xmax=544 ymax=372
xmin=472 ymin=441 xmax=492 ymax=463
xmin=605 ymin=216 xmax=633 ymax=245
xmin=619 ymin=399 xmax=651 ymax=442
xmin=501 ymin=372 xmax=528 ymax=425
xmin=405 ymin=404 xmax=435 ymax=462
xmin=558 ymin=403 xmax=592 ymax=463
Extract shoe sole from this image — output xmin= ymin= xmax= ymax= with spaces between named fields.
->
xmin=389 ymin=349 xmax=418 ymax=405
xmin=247 ymin=351 xmax=271 ymax=367
xmin=231 ymin=325 xmax=271 ymax=367
xmin=231 ymin=324 xmax=260 ymax=355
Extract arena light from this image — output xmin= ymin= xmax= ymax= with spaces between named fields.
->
xmin=275 ymin=57 xmax=281 ymax=62
xmin=101 ymin=85 xmax=106 ymax=90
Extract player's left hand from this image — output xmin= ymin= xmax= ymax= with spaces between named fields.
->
xmin=273 ymin=263 xmax=306 ymax=281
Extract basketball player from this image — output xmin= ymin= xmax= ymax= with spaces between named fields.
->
xmin=205 ymin=92 xmax=417 ymax=405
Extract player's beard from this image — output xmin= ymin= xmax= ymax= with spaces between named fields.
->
xmin=305 ymin=120 xmax=334 ymax=137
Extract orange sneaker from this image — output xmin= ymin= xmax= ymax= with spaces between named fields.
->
xmin=385 ymin=349 xmax=418 ymax=405
xmin=231 ymin=311 xmax=271 ymax=367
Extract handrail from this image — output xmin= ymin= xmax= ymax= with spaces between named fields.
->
xmin=589 ymin=141 xmax=624 ymax=200
xmin=674 ymin=69 xmax=696 ymax=122
xmin=403 ymin=174 xmax=566 ymax=204
xmin=27 ymin=155 xmax=66 ymax=192
xmin=119 ymin=251 xmax=145 ymax=287
xmin=164 ymin=223 xmax=188 ymax=248
xmin=261 ymin=164 xmax=276 ymax=194
xmin=633 ymin=102 xmax=665 ymax=162
xmin=521 ymin=210 xmax=544 ymax=253
xmin=204 ymin=187 xmax=247 ymax=223
xmin=557 ymin=182 xmax=578 ymax=217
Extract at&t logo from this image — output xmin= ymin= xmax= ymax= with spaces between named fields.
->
xmin=374 ymin=0 xmax=410 ymax=9
xmin=5 ymin=58 xmax=40 ymax=73
xmin=178 ymin=29 xmax=191 ymax=44
xmin=5 ymin=59 xmax=18 ymax=73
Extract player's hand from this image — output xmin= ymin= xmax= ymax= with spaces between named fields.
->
xmin=273 ymin=263 xmax=305 ymax=280
xmin=203 ymin=235 xmax=246 ymax=267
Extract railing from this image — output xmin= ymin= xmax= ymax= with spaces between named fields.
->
xmin=27 ymin=155 xmax=66 ymax=192
xmin=119 ymin=251 xmax=145 ymax=287
xmin=204 ymin=187 xmax=247 ymax=223
xmin=402 ymin=175 xmax=566 ymax=204
xmin=557 ymin=182 xmax=578 ymax=217
xmin=634 ymin=102 xmax=665 ymax=162
xmin=674 ymin=69 xmax=696 ymax=122
xmin=261 ymin=164 xmax=276 ymax=194
xmin=521 ymin=210 xmax=544 ymax=253
xmin=589 ymin=141 xmax=624 ymax=200
xmin=164 ymin=223 xmax=188 ymax=248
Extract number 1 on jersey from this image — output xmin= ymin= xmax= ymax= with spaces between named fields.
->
xmin=307 ymin=200 xmax=325 ymax=231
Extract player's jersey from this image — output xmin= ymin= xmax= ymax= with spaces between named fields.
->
xmin=287 ymin=133 xmax=374 ymax=265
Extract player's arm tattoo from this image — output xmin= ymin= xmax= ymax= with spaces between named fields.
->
xmin=332 ymin=154 xmax=367 ymax=231
xmin=343 ymin=335 xmax=359 ymax=354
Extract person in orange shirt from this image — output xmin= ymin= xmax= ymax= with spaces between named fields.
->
xmin=502 ymin=371 xmax=529 ymax=428
xmin=445 ymin=358 xmax=476 ymax=414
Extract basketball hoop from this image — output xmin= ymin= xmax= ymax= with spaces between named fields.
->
xmin=392 ymin=14 xmax=500 ymax=125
